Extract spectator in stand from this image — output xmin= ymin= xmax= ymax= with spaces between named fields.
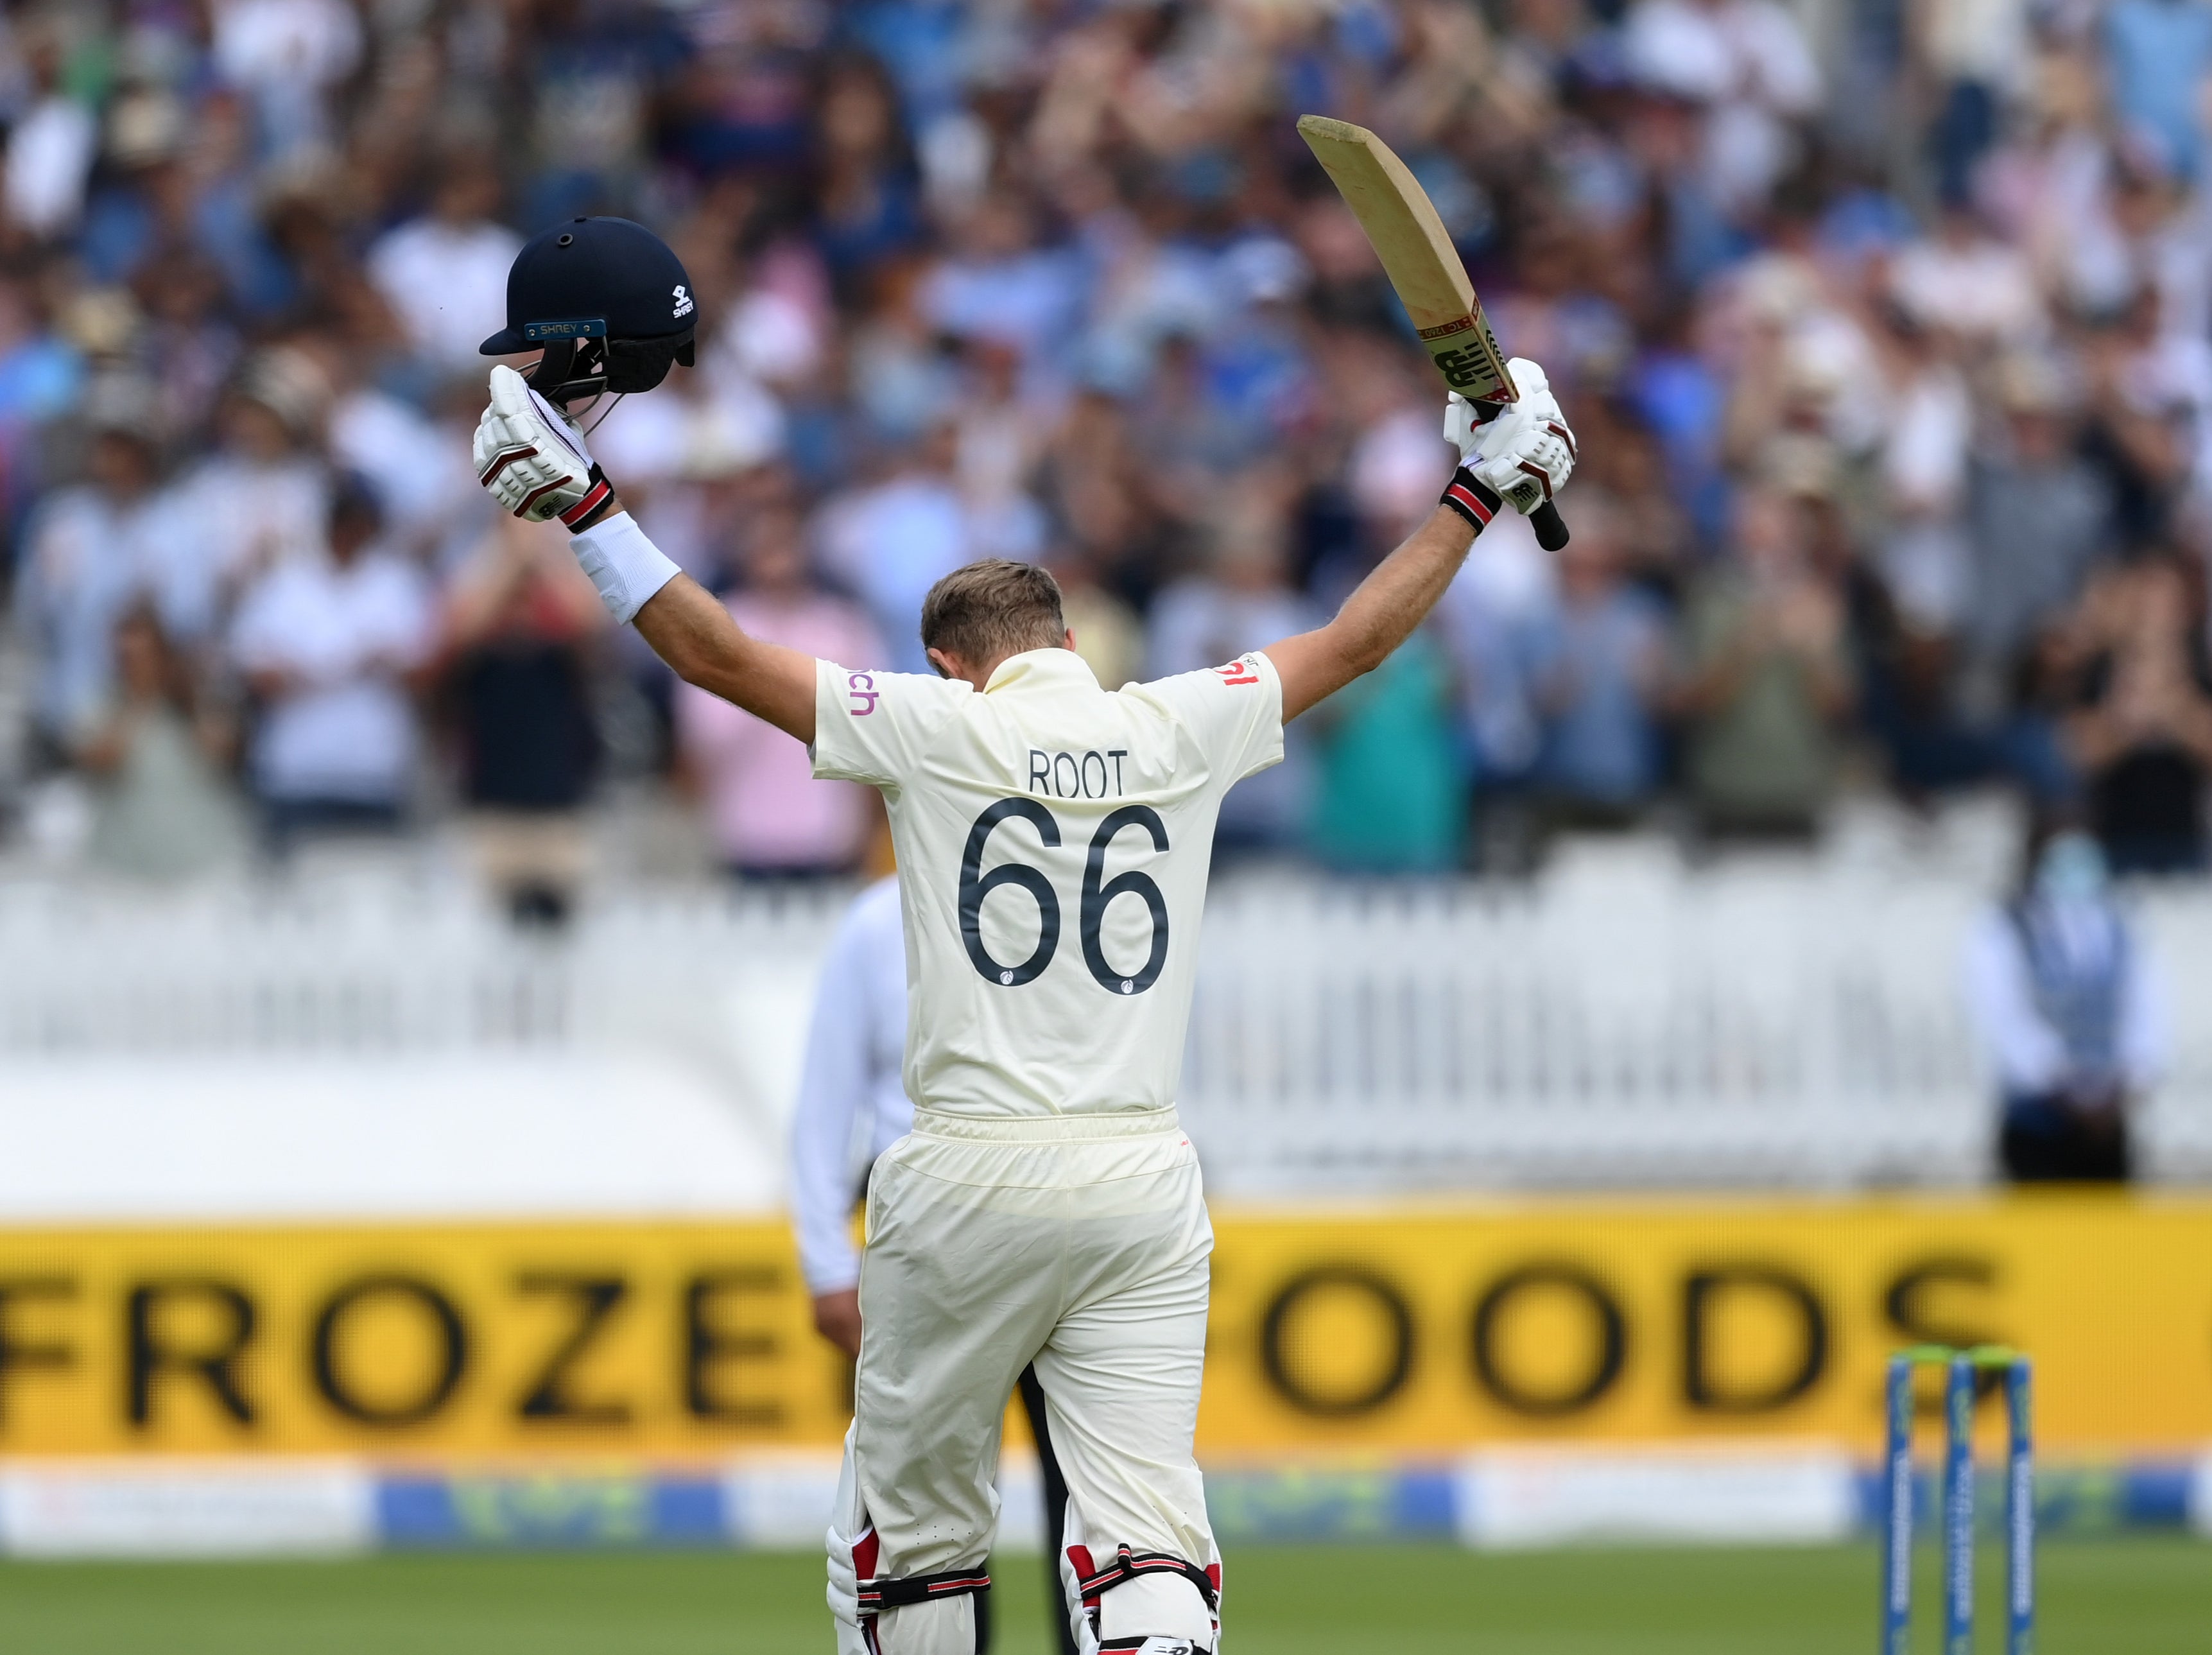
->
xmin=950 ymin=339 xmax=1050 ymax=563
xmin=438 ymin=514 xmax=605 ymax=926
xmin=1960 ymin=357 xmax=2112 ymax=717
xmin=367 ymin=156 xmax=523 ymax=373
xmin=1888 ymin=201 xmax=2046 ymax=347
xmin=1435 ymin=507 xmax=1557 ymax=867
xmin=1674 ymin=489 xmax=1855 ymax=840
xmin=1915 ymin=0 xmax=2030 ymax=208
xmin=230 ymin=473 xmax=434 ymax=850
xmin=2078 ymin=288 xmax=2204 ymax=548
xmin=815 ymin=422 xmax=973 ymax=676
xmin=1951 ymin=355 xmax=2110 ymax=800
xmin=13 ymin=396 xmax=168 ymax=761
xmin=320 ymin=331 xmax=488 ymax=565
xmin=76 ymin=601 xmax=248 ymax=881
xmin=2102 ymin=0 xmax=2212 ymax=180
xmin=0 ymin=259 xmax=82 ymax=392
xmin=3 ymin=20 xmax=98 ymax=245
xmin=1527 ymin=492 xmax=1669 ymax=829
xmin=674 ymin=503 xmax=885 ymax=881
xmin=811 ymin=53 xmax=926 ymax=283
xmin=20 ymin=0 xmax=2212 ymax=887
xmin=210 ymin=0 xmax=362 ymax=164
xmin=2061 ymin=548 xmax=2212 ymax=874
xmin=1047 ymin=544 xmax=1143 ymax=693
xmin=1306 ymin=619 xmax=1465 ymax=874
xmin=1965 ymin=815 xmax=2166 ymax=1181
xmin=154 ymin=349 xmax=331 ymax=648
xmin=1622 ymin=0 xmax=1824 ymax=219
xmin=132 ymin=252 xmax=243 ymax=446
xmin=1146 ymin=487 xmax=1321 ymax=856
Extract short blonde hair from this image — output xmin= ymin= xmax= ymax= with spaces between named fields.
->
xmin=919 ymin=559 xmax=1065 ymax=666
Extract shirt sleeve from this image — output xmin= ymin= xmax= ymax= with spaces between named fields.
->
xmin=2118 ymin=921 xmax=2168 ymax=1093
xmin=809 ymin=659 xmax=971 ymax=789
xmin=788 ymin=899 xmax=881 ymax=1295
xmin=1961 ymin=910 xmax=2066 ymax=1096
xmin=1142 ymin=649 xmax=1286 ymax=785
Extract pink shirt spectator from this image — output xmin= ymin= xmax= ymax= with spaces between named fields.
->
xmin=677 ymin=591 xmax=886 ymax=872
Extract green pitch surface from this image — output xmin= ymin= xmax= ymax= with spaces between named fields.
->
xmin=1 ymin=1540 xmax=2206 ymax=1653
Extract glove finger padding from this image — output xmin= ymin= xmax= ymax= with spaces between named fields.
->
xmin=1444 ymin=392 xmax=1478 ymax=456
xmin=1475 ymin=419 xmax=1577 ymax=511
xmin=1470 ymin=358 xmax=1576 ymax=516
xmin=528 ymin=386 xmax=593 ymax=471
xmin=1505 ymin=356 xmax=1550 ymax=398
xmin=476 ymin=365 xmax=606 ymax=524
xmin=487 ymin=362 xmax=546 ymax=429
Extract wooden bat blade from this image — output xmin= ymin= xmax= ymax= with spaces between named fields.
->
xmin=1296 ymin=114 xmax=1514 ymax=408
xmin=1299 ymin=114 xmax=1568 ymax=551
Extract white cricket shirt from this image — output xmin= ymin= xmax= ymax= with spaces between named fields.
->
xmin=811 ymin=646 xmax=1284 ymax=1118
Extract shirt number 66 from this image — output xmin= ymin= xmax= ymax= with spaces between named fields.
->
xmin=956 ymin=799 xmax=1170 ymax=994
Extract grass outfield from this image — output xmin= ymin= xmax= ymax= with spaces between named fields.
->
xmin=1 ymin=1540 xmax=2206 ymax=1653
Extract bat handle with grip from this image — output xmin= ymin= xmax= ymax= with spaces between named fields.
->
xmin=1532 ymin=501 xmax=1569 ymax=551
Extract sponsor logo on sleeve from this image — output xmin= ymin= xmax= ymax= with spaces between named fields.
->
xmin=846 ymin=672 xmax=879 ymax=715
xmin=1213 ymin=658 xmax=1258 ymax=687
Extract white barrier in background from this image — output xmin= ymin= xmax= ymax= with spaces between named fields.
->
xmin=1178 ymin=854 xmax=2212 ymax=1190
xmin=720 ymin=1455 xmax=845 ymax=1550
xmin=1455 ymin=1446 xmax=1860 ymax=1550
xmin=3 ymin=847 xmax=2212 ymax=1195
xmin=0 ymin=1460 xmax=375 ymax=1557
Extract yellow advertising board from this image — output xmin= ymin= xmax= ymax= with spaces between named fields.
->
xmin=0 ymin=1195 xmax=2205 ymax=1459
xmin=1199 ymin=1195 xmax=2212 ymax=1456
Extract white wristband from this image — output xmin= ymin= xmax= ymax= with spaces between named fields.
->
xmin=569 ymin=511 xmax=679 ymax=625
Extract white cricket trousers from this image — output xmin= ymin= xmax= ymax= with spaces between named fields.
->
xmin=826 ymin=1106 xmax=1220 ymax=1655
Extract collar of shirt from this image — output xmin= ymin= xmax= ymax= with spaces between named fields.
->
xmin=982 ymin=648 xmax=1098 ymax=695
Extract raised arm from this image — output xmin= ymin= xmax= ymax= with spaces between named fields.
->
xmin=1265 ymin=362 xmax=1578 ymax=723
xmin=474 ymin=365 xmax=817 ymax=741
xmin=1264 ymin=504 xmax=1475 ymax=722
xmin=630 ymin=571 xmax=817 ymax=742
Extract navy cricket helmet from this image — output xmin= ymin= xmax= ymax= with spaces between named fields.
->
xmin=480 ymin=216 xmax=697 ymax=408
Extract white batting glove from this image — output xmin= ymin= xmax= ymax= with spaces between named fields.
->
xmin=473 ymin=364 xmax=614 ymax=529
xmin=1446 ymin=358 xmax=1577 ymax=517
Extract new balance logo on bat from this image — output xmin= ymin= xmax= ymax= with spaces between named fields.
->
xmin=1430 ymin=347 xmax=1490 ymax=390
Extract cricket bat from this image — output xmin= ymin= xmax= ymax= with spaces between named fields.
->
xmin=1297 ymin=114 xmax=1569 ymax=551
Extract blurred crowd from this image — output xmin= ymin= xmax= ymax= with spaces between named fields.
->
xmin=10 ymin=0 xmax=2212 ymax=906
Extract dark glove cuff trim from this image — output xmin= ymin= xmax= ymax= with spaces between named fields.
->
xmin=1440 ymin=469 xmax=1501 ymax=532
xmin=561 ymin=465 xmax=615 ymax=532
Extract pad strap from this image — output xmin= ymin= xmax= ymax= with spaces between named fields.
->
xmin=1071 ymin=1547 xmax=1220 ymax=1615
xmin=858 ymin=1565 xmax=992 ymax=1614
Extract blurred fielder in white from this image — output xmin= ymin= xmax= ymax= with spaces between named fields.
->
xmin=789 ymin=875 xmax=910 ymax=1355
xmin=791 ymin=873 xmax=1078 ymax=1655
xmin=473 ymin=215 xmax=1573 ymax=1655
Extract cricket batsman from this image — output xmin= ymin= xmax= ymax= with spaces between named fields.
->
xmin=474 ymin=216 xmax=1575 ymax=1655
